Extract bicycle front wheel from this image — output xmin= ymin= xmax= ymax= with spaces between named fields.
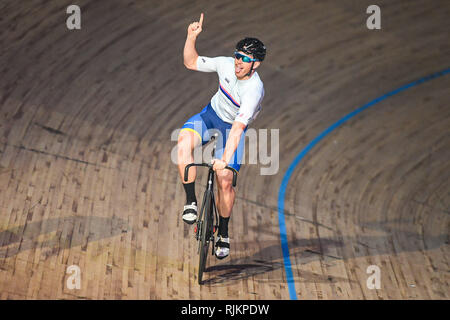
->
xmin=198 ymin=191 xmax=213 ymax=285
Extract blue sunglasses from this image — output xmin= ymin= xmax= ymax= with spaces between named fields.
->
xmin=234 ymin=51 xmax=259 ymax=63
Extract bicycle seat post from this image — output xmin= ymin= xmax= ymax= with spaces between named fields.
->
xmin=210 ymin=133 xmax=218 ymax=159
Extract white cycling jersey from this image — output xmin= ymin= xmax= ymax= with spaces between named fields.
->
xmin=196 ymin=56 xmax=264 ymax=126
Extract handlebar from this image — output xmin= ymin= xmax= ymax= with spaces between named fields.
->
xmin=184 ymin=163 xmax=238 ymax=187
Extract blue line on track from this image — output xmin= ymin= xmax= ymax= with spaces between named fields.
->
xmin=277 ymin=67 xmax=450 ymax=300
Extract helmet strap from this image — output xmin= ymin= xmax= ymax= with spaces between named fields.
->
xmin=246 ymin=61 xmax=255 ymax=77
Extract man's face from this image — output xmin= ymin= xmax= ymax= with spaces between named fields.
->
xmin=234 ymin=51 xmax=260 ymax=80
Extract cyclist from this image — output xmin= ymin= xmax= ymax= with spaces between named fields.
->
xmin=177 ymin=13 xmax=266 ymax=260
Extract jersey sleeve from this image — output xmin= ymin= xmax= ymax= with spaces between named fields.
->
xmin=235 ymin=87 xmax=264 ymax=126
xmin=196 ymin=56 xmax=230 ymax=73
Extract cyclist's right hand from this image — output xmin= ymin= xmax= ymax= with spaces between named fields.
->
xmin=187 ymin=13 xmax=204 ymax=38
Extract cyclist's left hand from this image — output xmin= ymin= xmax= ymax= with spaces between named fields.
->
xmin=212 ymin=159 xmax=227 ymax=171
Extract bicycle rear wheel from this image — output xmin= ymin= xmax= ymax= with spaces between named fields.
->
xmin=198 ymin=191 xmax=213 ymax=285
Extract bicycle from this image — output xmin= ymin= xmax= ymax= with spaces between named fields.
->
xmin=184 ymin=134 xmax=237 ymax=285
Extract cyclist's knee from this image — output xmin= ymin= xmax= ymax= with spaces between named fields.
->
xmin=216 ymin=171 xmax=234 ymax=191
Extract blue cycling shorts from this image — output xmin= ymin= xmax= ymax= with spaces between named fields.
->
xmin=180 ymin=103 xmax=247 ymax=172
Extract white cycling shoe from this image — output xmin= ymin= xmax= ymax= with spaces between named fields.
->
xmin=215 ymin=236 xmax=230 ymax=259
xmin=182 ymin=202 xmax=198 ymax=225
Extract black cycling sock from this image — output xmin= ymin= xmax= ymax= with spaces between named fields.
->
xmin=218 ymin=216 xmax=230 ymax=237
xmin=183 ymin=182 xmax=197 ymax=204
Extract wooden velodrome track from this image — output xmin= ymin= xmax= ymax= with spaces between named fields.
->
xmin=0 ymin=0 xmax=448 ymax=299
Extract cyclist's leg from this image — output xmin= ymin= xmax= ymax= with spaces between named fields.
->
xmin=178 ymin=106 xmax=211 ymax=224
xmin=177 ymin=107 xmax=209 ymax=183
xmin=215 ymin=169 xmax=235 ymax=218
xmin=214 ymin=127 xmax=246 ymax=258
xmin=214 ymin=168 xmax=233 ymax=259
xmin=214 ymin=126 xmax=246 ymax=218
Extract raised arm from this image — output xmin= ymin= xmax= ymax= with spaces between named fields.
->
xmin=184 ymin=13 xmax=204 ymax=70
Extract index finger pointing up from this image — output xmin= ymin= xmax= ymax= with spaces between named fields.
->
xmin=199 ymin=13 xmax=204 ymax=26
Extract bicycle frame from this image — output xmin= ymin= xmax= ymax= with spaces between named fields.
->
xmin=183 ymin=135 xmax=238 ymax=284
